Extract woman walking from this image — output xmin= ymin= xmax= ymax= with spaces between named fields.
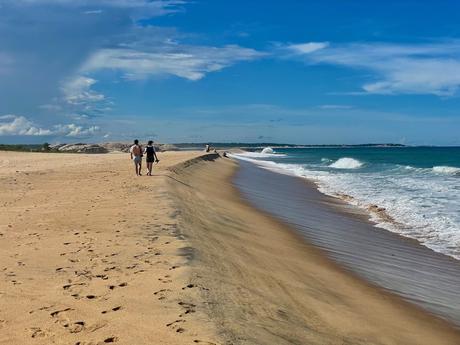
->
xmin=144 ymin=140 xmax=159 ymax=176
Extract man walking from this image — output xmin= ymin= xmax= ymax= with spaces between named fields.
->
xmin=129 ymin=139 xmax=143 ymax=176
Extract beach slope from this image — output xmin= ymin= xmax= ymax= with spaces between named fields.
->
xmin=1 ymin=151 xmax=459 ymax=345
xmin=168 ymin=154 xmax=460 ymax=345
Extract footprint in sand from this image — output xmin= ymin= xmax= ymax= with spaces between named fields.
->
xmin=178 ymin=301 xmax=196 ymax=317
xmin=30 ymin=327 xmax=50 ymax=338
xmin=101 ymin=306 xmax=122 ymax=314
xmin=108 ymin=282 xmax=127 ymax=290
xmin=75 ymin=336 xmax=118 ymax=345
xmin=158 ymin=275 xmax=172 ymax=283
xmin=153 ymin=288 xmax=171 ymax=300
xmin=63 ymin=282 xmax=86 ymax=291
xmin=194 ymin=341 xmax=218 ymax=345
xmin=166 ymin=319 xmax=186 ymax=333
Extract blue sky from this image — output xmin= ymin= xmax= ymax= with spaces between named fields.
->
xmin=1 ymin=0 xmax=460 ymax=145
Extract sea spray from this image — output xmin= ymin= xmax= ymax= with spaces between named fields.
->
xmin=433 ymin=166 xmax=460 ymax=175
xmin=329 ymin=157 xmax=364 ymax=169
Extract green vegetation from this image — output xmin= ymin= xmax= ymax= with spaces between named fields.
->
xmin=0 ymin=144 xmax=43 ymax=152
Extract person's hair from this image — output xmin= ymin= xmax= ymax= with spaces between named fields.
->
xmin=134 ymin=139 xmax=139 ymax=145
xmin=148 ymin=140 xmax=153 ymax=145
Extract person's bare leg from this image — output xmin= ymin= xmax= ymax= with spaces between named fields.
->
xmin=134 ymin=162 xmax=138 ymax=176
xmin=139 ymin=162 xmax=142 ymax=176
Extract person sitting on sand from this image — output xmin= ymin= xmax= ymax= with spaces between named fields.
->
xmin=129 ymin=139 xmax=143 ymax=176
xmin=143 ymin=140 xmax=159 ymax=176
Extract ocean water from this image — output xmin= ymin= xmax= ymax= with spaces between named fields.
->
xmin=233 ymin=147 xmax=460 ymax=260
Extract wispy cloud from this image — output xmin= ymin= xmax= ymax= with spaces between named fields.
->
xmin=61 ymin=76 xmax=105 ymax=105
xmin=284 ymin=40 xmax=460 ymax=96
xmin=0 ymin=115 xmax=100 ymax=137
xmin=317 ymin=104 xmax=353 ymax=110
xmin=82 ymin=44 xmax=265 ymax=81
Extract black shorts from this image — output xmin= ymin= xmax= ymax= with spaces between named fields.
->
xmin=146 ymin=156 xmax=155 ymax=163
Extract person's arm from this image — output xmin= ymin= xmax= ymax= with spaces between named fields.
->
xmin=129 ymin=146 xmax=133 ymax=159
xmin=153 ymin=148 xmax=159 ymax=161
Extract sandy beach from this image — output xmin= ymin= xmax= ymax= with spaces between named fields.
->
xmin=1 ymin=150 xmax=460 ymax=345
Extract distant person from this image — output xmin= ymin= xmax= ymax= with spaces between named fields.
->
xmin=144 ymin=140 xmax=159 ymax=176
xmin=130 ymin=139 xmax=143 ymax=176
xmin=205 ymin=144 xmax=210 ymax=152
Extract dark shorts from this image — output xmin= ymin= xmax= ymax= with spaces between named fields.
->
xmin=146 ymin=156 xmax=155 ymax=163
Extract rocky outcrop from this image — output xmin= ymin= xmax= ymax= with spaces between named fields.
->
xmin=48 ymin=142 xmax=180 ymax=154
xmin=100 ymin=142 xmax=180 ymax=152
xmin=49 ymin=143 xmax=108 ymax=153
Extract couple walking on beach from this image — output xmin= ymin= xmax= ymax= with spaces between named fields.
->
xmin=130 ymin=139 xmax=159 ymax=176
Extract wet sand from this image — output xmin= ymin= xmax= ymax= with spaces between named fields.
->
xmin=1 ymin=151 xmax=460 ymax=345
xmin=233 ymin=159 xmax=460 ymax=326
xmin=168 ymin=155 xmax=460 ymax=344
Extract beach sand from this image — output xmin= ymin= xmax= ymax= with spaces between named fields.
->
xmin=1 ymin=151 xmax=459 ymax=345
xmin=0 ymin=151 xmax=218 ymax=345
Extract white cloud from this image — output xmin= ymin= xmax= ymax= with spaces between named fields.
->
xmin=61 ymin=76 xmax=105 ymax=105
xmin=55 ymin=76 xmax=110 ymax=119
xmin=83 ymin=10 xmax=102 ymax=14
xmin=0 ymin=115 xmax=52 ymax=136
xmin=284 ymin=41 xmax=460 ymax=96
xmin=53 ymin=123 xmax=100 ymax=137
xmin=81 ymin=44 xmax=265 ymax=81
xmin=0 ymin=115 xmax=100 ymax=137
xmin=287 ymin=42 xmax=329 ymax=54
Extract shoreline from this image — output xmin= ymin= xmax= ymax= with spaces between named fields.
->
xmin=168 ymin=154 xmax=460 ymax=344
xmin=1 ymin=150 xmax=459 ymax=344
xmin=233 ymin=158 xmax=460 ymax=327
xmin=230 ymin=148 xmax=460 ymax=262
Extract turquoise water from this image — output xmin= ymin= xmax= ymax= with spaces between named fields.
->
xmin=234 ymin=147 xmax=460 ymax=259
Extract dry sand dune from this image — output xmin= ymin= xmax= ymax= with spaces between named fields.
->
xmin=1 ymin=150 xmax=459 ymax=345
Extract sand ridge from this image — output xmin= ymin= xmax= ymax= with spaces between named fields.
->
xmin=0 ymin=151 xmax=219 ymax=345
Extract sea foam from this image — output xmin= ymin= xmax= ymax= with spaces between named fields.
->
xmin=261 ymin=147 xmax=274 ymax=154
xmin=329 ymin=157 xmax=363 ymax=169
xmin=231 ymin=152 xmax=460 ymax=260
xmin=433 ymin=166 xmax=460 ymax=175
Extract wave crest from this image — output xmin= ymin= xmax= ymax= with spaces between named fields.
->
xmin=261 ymin=147 xmax=274 ymax=154
xmin=433 ymin=166 xmax=460 ymax=175
xmin=329 ymin=157 xmax=364 ymax=169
